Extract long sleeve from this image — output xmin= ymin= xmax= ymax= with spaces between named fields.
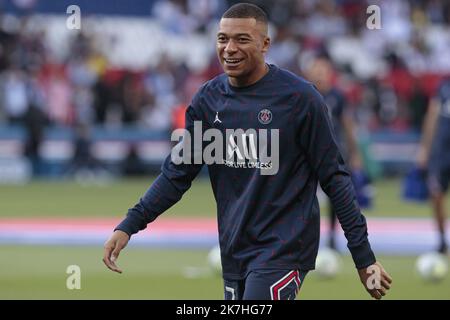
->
xmin=297 ymin=86 xmax=376 ymax=269
xmin=115 ymin=105 xmax=205 ymax=237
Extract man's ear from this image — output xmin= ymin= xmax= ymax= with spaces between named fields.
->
xmin=261 ymin=36 xmax=271 ymax=54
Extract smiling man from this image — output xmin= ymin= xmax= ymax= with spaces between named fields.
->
xmin=103 ymin=3 xmax=392 ymax=300
xmin=217 ymin=9 xmax=270 ymax=87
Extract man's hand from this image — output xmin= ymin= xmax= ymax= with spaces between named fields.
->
xmin=103 ymin=230 xmax=130 ymax=274
xmin=358 ymin=261 xmax=392 ymax=300
xmin=350 ymin=155 xmax=363 ymax=172
xmin=416 ymin=145 xmax=428 ymax=169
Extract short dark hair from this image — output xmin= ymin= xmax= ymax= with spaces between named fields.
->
xmin=222 ymin=3 xmax=268 ymax=25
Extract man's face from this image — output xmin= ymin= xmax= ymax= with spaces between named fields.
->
xmin=216 ymin=18 xmax=270 ymax=85
xmin=306 ymin=58 xmax=333 ymax=92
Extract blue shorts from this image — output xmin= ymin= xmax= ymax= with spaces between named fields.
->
xmin=223 ymin=269 xmax=308 ymax=300
xmin=428 ymin=167 xmax=450 ymax=193
xmin=428 ymin=135 xmax=450 ymax=193
xmin=428 ymin=153 xmax=450 ymax=193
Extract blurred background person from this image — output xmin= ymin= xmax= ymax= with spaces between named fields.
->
xmin=304 ymin=54 xmax=365 ymax=251
xmin=417 ymin=76 xmax=450 ymax=254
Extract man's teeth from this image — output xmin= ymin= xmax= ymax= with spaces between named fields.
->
xmin=225 ymin=59 xmax=242 ymax=63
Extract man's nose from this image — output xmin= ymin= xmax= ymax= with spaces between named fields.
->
xmin=225 ymin=40 xmax=238 ymax=53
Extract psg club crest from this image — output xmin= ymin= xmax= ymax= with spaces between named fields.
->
xmin=258 ymin=108 xmax=272 ymax=125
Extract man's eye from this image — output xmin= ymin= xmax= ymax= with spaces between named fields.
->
xmin=238 ymin=38 xmax=250 ymax=43
xmin=218 ymin=37 xmax=227 ymax=42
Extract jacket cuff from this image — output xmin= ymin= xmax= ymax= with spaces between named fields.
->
xmin=349 ymin=241 xmax=377 ymax=269
xmin=114 ymin=213 xmax=145 ymax=238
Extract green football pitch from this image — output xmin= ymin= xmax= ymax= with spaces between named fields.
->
xmin=0 ymin=177 xmax=446 ymax=218
xmin=0 ymin=177 xmax=449 ymax=300
xmin=1 ymin=246 xmax=449 ymax=300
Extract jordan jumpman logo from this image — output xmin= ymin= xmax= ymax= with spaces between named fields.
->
xmin=214 ymin=112 xmax=222 ymax=124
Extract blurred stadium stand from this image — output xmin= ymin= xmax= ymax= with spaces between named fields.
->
xmin=0 ymin=0 xmax=449 ymax=182
xmin=1 ymin=0 xmax=158 ymax=16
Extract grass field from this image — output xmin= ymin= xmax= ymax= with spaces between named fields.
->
xmin=0 ymin=177 xmax=449 ymax=300
xmin=1 ymin=246 xmax=449 ymax=300
xmin=0 ymin=177 xmax=447 ymax=218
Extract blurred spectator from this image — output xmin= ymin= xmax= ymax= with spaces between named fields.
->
xmin=144 ymin=54 xmax=177 ymax=111
xmin=73 ymin=85 xmax=95 ymax=126
xmin=266 ymin=26 xmax=300 ymax=70
xmin=92 ymin=76 xmax=112 ymax=124
xmin=408 ymin=79 xmax=429 ymax=132
xmin=45 ymin=66 xmax=72 ymax=125
xmin=1 ymin=67 xmax=29 ymax=124
xmin=122 ymin=144 xmax=147 ymax=176
xmin=119 ymin=72 xmax=144 ymax=124
xmin=66 ymin=123 xmax=100 ymax=176
xmin=305 ymin=0 xmax=348 ymax=40
xmin=187 ymin=0 xmax=227 ymax=33
xmin=140 ymin=89 xmax=171 ymax=131
xmin=153 ymin=0 xmax=197 ymax=35
xmin=23 ymin=102 xmax=47 ymax=175
xmin=172 ymin=103 xmax=187 ymax=130
xmin=12 ymin=17 xmax=46 ymax=71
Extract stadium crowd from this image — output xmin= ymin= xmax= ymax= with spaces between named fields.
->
xmin=0 ymin=0 xmax=449 ymax=136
